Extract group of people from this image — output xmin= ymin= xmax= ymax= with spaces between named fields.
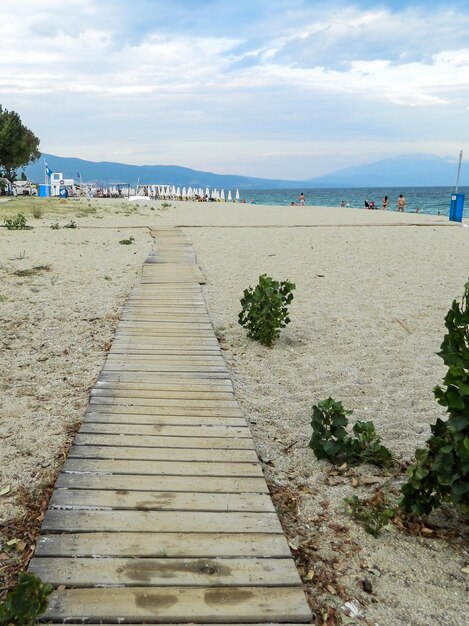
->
xmin=365 ymin=194 xmax=407 ymax=211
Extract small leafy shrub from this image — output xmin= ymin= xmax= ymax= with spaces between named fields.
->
xmin=345 ymin=492 xmax=396 ymax=537
xmin=63 ymin=220 xmax=77 ymax=229
xmin=401 ymin=281 xmax=469 ymax=515
xmin=119 ymin=236 xmax=135 ymax=245
xmin=4 ymin=214 xmax=31 ymax=230
xmin=50 ymin=222 xmax=60 ymax=230
xmin=31 ymin=207 xmax=43 ymax=219
xmin=238 ymin=274 xmax=295 ymax=346
xmin=309 ymin=397 xmax=393 ymax=467
xmin=0 ymin=572 xmax=53 ymax=625
xmin=161 ymin=202 xmax=172 ymax=208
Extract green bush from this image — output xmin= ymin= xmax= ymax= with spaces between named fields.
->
xmin=309 ymin=397 xmax=393 ymax=467
xmin=63 ymin=220 xmax=77 ymax=229
xmin=238 ymin=274 xmax=295 ymax=346
xmin=0 ymin=573 xmax=53 ymax=625
xmin=4 ymin=214 xmax=31 ymax=230
xmin=400 ymin=281 xmax=469 ymax=515
xmin=345 ymin=493 xmax=396 ymax=537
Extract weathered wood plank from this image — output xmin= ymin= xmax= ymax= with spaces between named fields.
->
xmin=35 ymin=532 xmax=290 ymax=558
xmin=83 ymin=414 xmax=246 ymax=426
xmin=42 ymin=510 xmax=283 ymax=533
xmin=89 ymin=396 xmax=237 ymax=407
xmin=44 ymin=587 xmax=311 ymax=622
xmin=78 ymin=423 xmax=249 ymax=437
xmin=49 ymin=489 xmax=273 ymax=512
xmin=62 ymin=458 xmax=263 ymax=477
xmin=30 ymin=557 xmax=300 ymax=587
xmin=68 ymin=445 xmax=258 ymax=463
xmin=56 ymin=473 xmax=267 ymax=493
xmin=74 ymin=433 xmax=255 ymax=449
xmin=91 ymin=388 xmax=234 ymax=400
xmin=94 ymin=381 xmax=233 ymax=392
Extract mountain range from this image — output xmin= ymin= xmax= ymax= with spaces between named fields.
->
xmin=24 ymin=153 xmax=467 ymax=189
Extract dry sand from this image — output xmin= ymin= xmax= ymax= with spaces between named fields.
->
xmin=0 ymin=197 xmax=468 ymax=625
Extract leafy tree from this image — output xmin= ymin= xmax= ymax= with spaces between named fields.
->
xmin=0 ymin=106 xmax=40 ymax=181
xmin=400 ymin=281 xmax=469 ymax=515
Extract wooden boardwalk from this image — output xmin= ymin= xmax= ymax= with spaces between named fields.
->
xmin=30 ymin=228 xmax=311 ymax=624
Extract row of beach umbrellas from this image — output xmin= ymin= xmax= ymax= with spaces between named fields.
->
xmin=157 ymin=185 xmax=240 ymax=201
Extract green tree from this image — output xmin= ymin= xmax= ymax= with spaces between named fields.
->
xmin=0 ymin=106 xmax=40 ymax=182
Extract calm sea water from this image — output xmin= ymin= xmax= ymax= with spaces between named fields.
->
xmin=239 ymin=186 xmax=469 ymax=217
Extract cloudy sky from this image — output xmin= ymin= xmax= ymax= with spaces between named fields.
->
xmin=1 ymin=0 xmax=468 ymax=179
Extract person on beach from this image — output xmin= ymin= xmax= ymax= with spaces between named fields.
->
xmin=382 ymin=195 xmax=389 ymax=210
xmin=397 ymin=194 xmax=406 ymax=212
xmin=299 ymin=192 xmax=305 ymax=206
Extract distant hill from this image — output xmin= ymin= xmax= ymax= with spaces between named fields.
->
xmin=24 ymin=154 xmax=308 ymax=189
xmin=23 ymin=152 xmax=468 ymax=189
xmin=310 ymin=154 xmax=468 ymax=188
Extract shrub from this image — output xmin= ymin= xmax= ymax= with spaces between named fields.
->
xmin=400 ymin=281 xmax=469 ymax=515
xmin=4 ymin=214 xmax=31 ymax=230
xmin=0 ymin=572 xmax=53 ymax=625
xmin=63 ymin=220 xmax=77 ymax=229
xmin=309 ymin=397 xmax=393 ymax=467
xmin=238 ymin=274 xmax=295 ymax=346
xmin=50 ymin=222 xmax=60 ymax=230
xmin=119 ymin=236 xmax=135 ymax=245
xmin=31 ymin=207 xmax=42 ymax=219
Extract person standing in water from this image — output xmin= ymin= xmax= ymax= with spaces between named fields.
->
xmin=299 ymin=192 xmax=305 ymax=206
xmin=382 ymin=195 xmax=389 ymax=210
xmin=397 ymin=194 xmax=406 ymax=212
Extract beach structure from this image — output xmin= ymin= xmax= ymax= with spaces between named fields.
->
xmin=50 ymin=172 xmax=76 ymax=197
xmin=30 ymin=227 xmax=311 ymax=624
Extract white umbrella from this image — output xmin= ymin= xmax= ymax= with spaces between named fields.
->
xmin=182 ymin=187 xmax=187 ymax=198
xmin=187 ymin=187 xmax=193 ymax=198
xmin=172 ymin=185 xmax=176 ymax=197
xmin=176 ymin=187 xmax=180 ymax=197
xmin=205 ymin=187 xmax=210 ymax=198
xmin=220 ymin=189 xmax=225 ymax=201
xmin=227 ymin=190 xmax=232 ymax=201
xmin=235 ymin=189 xmax=240 ymax=201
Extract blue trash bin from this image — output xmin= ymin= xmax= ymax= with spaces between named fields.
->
xmin=449 ymin=193 xmax=464 ymax=222
xmin=38 ymin=184 xmax=50 ymax=197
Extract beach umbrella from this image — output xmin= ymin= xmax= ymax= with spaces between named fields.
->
xmin=220 ymin=189 xmax=225 ymax=201
xmin=176 ymin=187 xmax=181 ymax=197
xmin=227 ymin=190 xmax=232 ymax=202
xmin=182 ymin=187 xmax=187 ymax=198
xmin=187 ymin=187 xmax=193 ymax=198
xmin=172 ymin=185 xmax=176 ymax=197
xmin=205 ymin=187 xmax=210 ymax=198
xmin=235 ymin=189 xmax=240 ymax=201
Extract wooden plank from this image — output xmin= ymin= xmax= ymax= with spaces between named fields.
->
xmin=78 ymin=423 xmax=249 ymax=437
xmin=41 ymin=510 xmax=283 ymax=533
xmin=35 ymin=532 xmax=290 ymax=558
xmin=49 ymin=489 xmax=273 ymax=512
xmin=30 ymin=557 xmax=300 ymax=587
xmin=91 ymin=388 xmax=234 ymax=400
xmin=98 ymin=372 xmax=231 ymax=381
xmin=44 ymin=587 xmax=311 ymax=622
xmin=85 ymin=405 xmax=243 ymax=417
xmin=94 ymin=380 xmax=233 ymax=392
xmin=74 ymin=433 xmax=255 ymax=450
xmin=83 ymin=414 xmax=246 ymax=426
xmin=56 ymin=473 xmax=268 ymax=493
xmin=89 ymin=395 xmax=237 ymax=406
xmin=62 ymin=458 xmax=263 ymax=477
xmin=68 ymin=445 xmax=258 ymax=463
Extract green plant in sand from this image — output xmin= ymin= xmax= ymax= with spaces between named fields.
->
xmin=238 ymin=274 xmax=295 ymax=347
xmin=0 ymin=572 xmax=53 ymax=625
xmin=401 ymin=280 xmax=469 ymax=515
xmin=4 ymin=214 xmax=31 ymax=230
xmin=119 ymin=236 xmax=135 ymax=245
xmin=309 ymin=397 xmax=393 ymax=467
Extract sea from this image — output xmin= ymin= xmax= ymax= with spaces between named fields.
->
xmin=239 ymin=186 xmax=469 ymax=217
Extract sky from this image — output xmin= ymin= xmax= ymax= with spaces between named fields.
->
xmin=1 ymin=0 xmax=469 ymax=179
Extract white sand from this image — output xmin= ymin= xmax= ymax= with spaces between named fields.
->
xmin=0 ymin=198 xmax=467 ymax=625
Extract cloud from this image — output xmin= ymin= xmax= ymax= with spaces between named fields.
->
xmin=1 ymin=0 xmax=468 ymax=177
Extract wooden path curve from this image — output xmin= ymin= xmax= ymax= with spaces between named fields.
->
xmin=30 ymin=227 xmax=311 ymax=624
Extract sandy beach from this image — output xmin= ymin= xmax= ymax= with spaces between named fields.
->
xmin=0 ymin=197 xmax=468 ymax=625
